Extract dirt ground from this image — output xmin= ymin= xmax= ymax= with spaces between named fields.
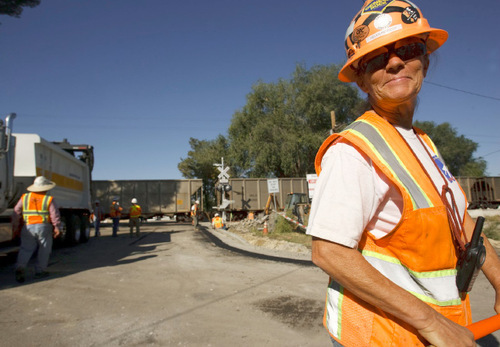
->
xmin=220 ymin=213 xmax=500 ymax=347
xmin=0 ymin=218 xmax=499 ymax=346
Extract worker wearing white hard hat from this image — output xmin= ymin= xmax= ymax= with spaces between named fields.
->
xmin=211 ymin=213 xmax=226 ymax=230
xmin=110 ymin=197 xmax=122 ymax=237
xmin=129 ymin=198 xmax=142 ymax=237
xmin=191 ymin=200 xmax=200 ymax=230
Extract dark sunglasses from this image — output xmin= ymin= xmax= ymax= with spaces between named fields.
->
xmin=358 ymin=41 xmax=427 ymax=74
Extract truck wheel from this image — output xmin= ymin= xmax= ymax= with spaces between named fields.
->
xmin=64 ymin=214 xmax=80 ymax=246
xmin=54 ymin=216 xmax=68 ymax=248
xmin=80 ymin=215 xmax=90 ymax=243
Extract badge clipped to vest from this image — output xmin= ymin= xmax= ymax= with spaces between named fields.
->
xmin=456 ymin=216 xmax=487 ymax=294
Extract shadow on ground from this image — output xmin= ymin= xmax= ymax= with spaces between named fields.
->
xmin=0 ymin=221 xmax=190 ymax=290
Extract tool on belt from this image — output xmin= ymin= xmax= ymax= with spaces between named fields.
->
xmin=456 ymin=216 xmax=487 ymax=293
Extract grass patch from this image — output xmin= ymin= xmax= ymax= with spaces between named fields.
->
xmin=270 ymin=215 xmax=312 ymax=248
xmin=245 ymin=215 xmax=312 ymax=248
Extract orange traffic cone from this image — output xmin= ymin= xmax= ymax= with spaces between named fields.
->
xmin=263 ymin=221 xmax=268 ymax=235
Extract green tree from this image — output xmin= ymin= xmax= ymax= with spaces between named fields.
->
xmin=0 ymin=0 xmax=40 ymax=18
xmin=228 ymin=63 xmax=363 ymax=177
xmin=414 ymin=120 xmax=486 ymax=177
xmin=178 ymin=135 xmax=232 ymax=211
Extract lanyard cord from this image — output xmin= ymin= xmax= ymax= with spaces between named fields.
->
xmin=413 ymin=132 xmax=468 ymax=253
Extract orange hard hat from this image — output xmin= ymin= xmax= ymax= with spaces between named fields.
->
xmin=339 ymin=0 xmax=448 ymax=82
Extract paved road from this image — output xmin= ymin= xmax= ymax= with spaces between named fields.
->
xmin=0 ymin=221 xmax=498 ymax=346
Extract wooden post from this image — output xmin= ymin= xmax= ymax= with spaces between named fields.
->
xmin=330 ymin=111 xmax=336 ymax=135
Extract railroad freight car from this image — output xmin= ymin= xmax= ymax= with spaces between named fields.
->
xmin=456 ymin=176 xmax=500 ymax=209
xmin=224 ymin=178 xmax=309 ymax=219
xmin=92 ymin=179 xmax=203 ymax=221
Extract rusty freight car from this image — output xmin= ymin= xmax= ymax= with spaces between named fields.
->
xmin=456 ymin=176 xmax=500 ymax=209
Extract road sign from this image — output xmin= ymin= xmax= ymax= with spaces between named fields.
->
xmin=217 ymin=166 xmax=230 ymax=183
xmin=267 ymin=178 xmax=279 ymax=194
xmin=215 ymin=158 xmax=230 ymax=183
xmin=306 ymin=174 xmax=318 ymax=199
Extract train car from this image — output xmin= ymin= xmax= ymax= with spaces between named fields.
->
xmin=456 ymin=176 xmax=500 ymax=209
xmin=92 ymin=179 xmax=203 ymax=221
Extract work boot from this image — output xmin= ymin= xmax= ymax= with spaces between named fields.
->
xmin=15 ymin=268 xmax=25 ymax=283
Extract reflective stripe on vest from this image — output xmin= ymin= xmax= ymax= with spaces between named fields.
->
xmin=110 ymin=202 xmax=121 ymax=218
xmin=345 ymin=120 xmax=434 ymax=210
xmin=362 ymin=250 xmax=460 ymax=306
xmin=213 ymin=217 xmax=223 ymax=228
xmin=191 ymin=205 xmax=198 ymax=216
xmin=316 ymin=112 xmax=469 ymax=345
xmin=130 ymin=205 xmax=141 ymax=218
xmin=22 ymin=193 xmax=52 ymax=225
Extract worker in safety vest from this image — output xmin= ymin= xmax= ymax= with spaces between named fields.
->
xmin=12 ymin=176 xmax=61 ymax=283
xmin=129 ymin=198 xmax=142 ymax=237
xmin=211 ymin=213 xmax=226 ymax=230
xmin=191 ymin=200 xmax=200 ymax=230
xmin=306 ymin=1 xmax=500 ymax=346
xmin=110 ymin=197 xmax=122 ymax=237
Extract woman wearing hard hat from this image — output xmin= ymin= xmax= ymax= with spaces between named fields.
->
xmin=307 ymin=1 xmax=500 ymax=346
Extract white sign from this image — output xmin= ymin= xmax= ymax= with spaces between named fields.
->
xmin=306 ymin=174 xmax=318 ymax=199
xmin=216 ymin=163 xmax=230 ymax=183
xmin=267 ymin=178 xmax=279 ymax=194
xmin=220 ymin=198 xmax=234 ymax=209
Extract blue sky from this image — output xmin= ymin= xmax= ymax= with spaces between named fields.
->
xmin=1 ymin=0 xmax=499 ymax=180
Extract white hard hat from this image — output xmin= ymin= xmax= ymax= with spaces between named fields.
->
xmin=131 ymin=198 xmax=138 ymax=204
xmin=195 ymin=200 xmax=200 ymax=204
xmin=214 ymin=213 xmax=219 ymax=217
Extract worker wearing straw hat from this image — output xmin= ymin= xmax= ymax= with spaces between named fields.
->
xmin=12 ymin=176 xmax=61 ymax=283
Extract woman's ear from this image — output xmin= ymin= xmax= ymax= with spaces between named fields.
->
xmin=356 ymin=76 xmax=369 ymax=93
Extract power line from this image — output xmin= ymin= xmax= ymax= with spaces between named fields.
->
xmin=482 ymin=149 xmax=500 ymax=157
xmin=424 ymin=81 xmax=500 ymax=101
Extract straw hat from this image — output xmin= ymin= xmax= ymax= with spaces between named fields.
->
xmin=27 ymin=176 xmax=56 ymax=192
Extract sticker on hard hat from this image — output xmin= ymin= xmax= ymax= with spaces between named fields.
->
xmin=374 ymin=13 xmax=393 ymax=30
xmin=366 ymin=24 xmax=402 ymax=43
xmin=363 ymin=0 xmax=393 ymax=14
xmin=402 ymin=6 xmax=420 ymax=24
xmin=352 ymin=25 xmax=370 ymax=43
xmin=347 ymin=47 xmax=356 ymax=58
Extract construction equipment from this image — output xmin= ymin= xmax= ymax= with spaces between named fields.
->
xmin=284 ymin=192 xmax=310 ymax=225
xmin=0 ymin=113 xmax=94 ymax=254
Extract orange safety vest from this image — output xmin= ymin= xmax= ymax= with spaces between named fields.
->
xmin=212 ymin=216 xmax=224 ymax=228
xmin=191 ymin=204 xmax=198 ymax=216
xmin=22 ymin=192 xmax=53 ymax=225
xmin=315 ymin=111 xmax=471 ymax=346
xmin=110 ymin=202 xmax=122 ymax=218
xmin=129 ymin=204 xmax=142 ymax=218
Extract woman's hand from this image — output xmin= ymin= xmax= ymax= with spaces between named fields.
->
xmin=417 ymin=310 xmax=475 ymax=347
